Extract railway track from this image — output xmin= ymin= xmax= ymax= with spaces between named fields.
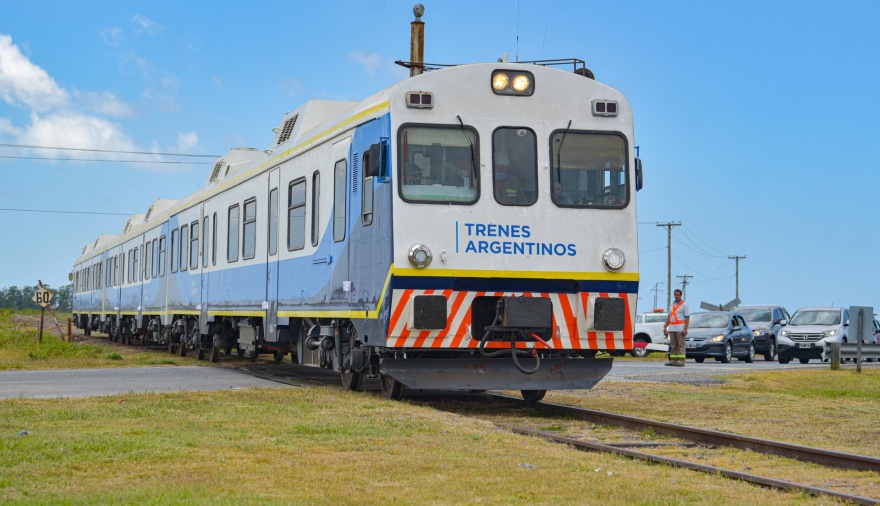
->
xmin=78 ymin=333 xmax=880 ymax=504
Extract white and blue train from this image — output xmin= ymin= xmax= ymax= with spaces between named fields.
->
xmin=72 ymin=7 xmax=643 ymax=401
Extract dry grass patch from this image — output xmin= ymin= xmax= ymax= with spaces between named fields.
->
xmin=0 ymin=310 xmax=192 ymax=371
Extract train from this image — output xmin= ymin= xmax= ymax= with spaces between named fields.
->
xmin=72 ymin=5 xmax=643 ymax=402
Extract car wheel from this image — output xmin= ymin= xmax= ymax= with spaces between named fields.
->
xmin=778 ymin=356 xmax=791 ymax=364
xmin=799 ymin=357 xmax=810 ymax=364
xmin=744 ymin=343 xmax=755 ymax=363
xmin=630 ymin=339 xmax=650 ymax=358
xmin=764 ymin=339 xmax=776 ymax=361
xmin=720 ymin=342 xmax=732 ymax=363
xmin=694 ymin=357 xmax=705 ymax=363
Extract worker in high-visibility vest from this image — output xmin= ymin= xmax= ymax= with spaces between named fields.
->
xmin=663 ymin=289 xmax=690 ymax=367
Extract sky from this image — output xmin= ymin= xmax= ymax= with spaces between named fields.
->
xmin=1 ymin=1 xmax=879 ymax=314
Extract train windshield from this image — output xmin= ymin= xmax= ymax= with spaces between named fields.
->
xmin=549 ymin=131 xmax=628 ymax=208
xmin=398 ymin=125 xmax=479 ymax=204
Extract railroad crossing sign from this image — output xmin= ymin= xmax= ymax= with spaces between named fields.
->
xmin=33 ymin=286 xmax=53 ymax=308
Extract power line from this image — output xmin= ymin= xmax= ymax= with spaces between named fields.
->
xmin=0 ymin=155 xmax=212 ymax=165
xmin=0 ymin=143 xmax=219 ymax=158
xmin=0 ymin=207 xmax=134 ymax=216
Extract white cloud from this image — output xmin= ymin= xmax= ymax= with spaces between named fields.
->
xmin=176 ymin=131 xmax=198 ymax=152
xmin=19 ymin=112 xmax=137 ymax=159
xmin=132 ymin=15 xmax=161 ymax=35
xmin=101 ymin=26 xmax=124 ymax=46
xmin=211 ymin=76 xmax=224 ymax=90
xmin=0 ymin=34 xmax=69 ymax=111
xmin=0 ymin=117 xmax=20 ymax=136
xmin=75 ymin=90 xmax=135 ymax=118
xmin=280 ymin=79 xmax=302 ymax=96
xmin=347 ymin=50 xmax=385 ymax=78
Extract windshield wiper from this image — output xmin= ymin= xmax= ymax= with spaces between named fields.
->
xmin=554 ymin=119 xmax=572 ymax=183
xmin=456 ymin=115 xmax=476 ymax=186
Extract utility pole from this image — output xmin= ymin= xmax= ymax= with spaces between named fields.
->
xmin=657 ymin=222 xmax=681 ymax=310
xmin=676 ymin=274 xmax=693 ymax=301
xmin=651 ymin=282 xmax=663 ymax=310
xmin=728 ymin=255 xmax=746 ymax=300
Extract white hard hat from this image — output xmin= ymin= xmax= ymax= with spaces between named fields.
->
xmin=494 ymin=151 xmax=510 ymax=165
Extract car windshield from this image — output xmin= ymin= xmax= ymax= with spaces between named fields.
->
xmin=689 ymin=313 xmax=729 ymax=329
xmin=644 ymin=314 xmax=667 ymax=323
xmin=790 ymin=310 xmax=841 ymax=326
xmin=738 ymin=308 xmax=771 ymax=323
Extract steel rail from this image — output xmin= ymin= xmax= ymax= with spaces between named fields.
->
xmin=508 ymin=425 xmax=879 ymax=506
xmin=492 ymin=394 xmax=880 ymax=472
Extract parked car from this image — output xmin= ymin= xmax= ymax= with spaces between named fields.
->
xmin=632 ymin=311 xmax=668 ymax=358
xmin=777 ymin=306 xmax=848 ymax=364
xmin=684 ymin=311 xmax=755 ymax=363
xmin=735 ymin=305 xmax=791 ymax=361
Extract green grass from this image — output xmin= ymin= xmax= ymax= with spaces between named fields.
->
xmin=0 ymin=388 xmax=828 ymax=505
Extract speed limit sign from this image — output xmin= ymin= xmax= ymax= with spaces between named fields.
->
xmin=33 ymin=286 xmax=53 ymax=307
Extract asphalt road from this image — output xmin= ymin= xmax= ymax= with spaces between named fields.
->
xmin=1 ymin=358 xmax=876 ymax=399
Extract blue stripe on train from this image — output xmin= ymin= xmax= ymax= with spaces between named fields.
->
xmin=392 ymin=276 xmax=639 ymax=294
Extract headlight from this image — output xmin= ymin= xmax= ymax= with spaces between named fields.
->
xmin=709 ymin=334 xmax=725 ymax=342
xmin=511 ymin=74 xmax=531 ymax=92
xmin=823 ymin=330 xmax=838 ymax=337
xmin=780 ymin=330 xmax=790 ymax=337
xmin=602 ymin=248 xmax=625 ymax=272
xmin=492 ymin=73 xmax=509 ymax=91
xmin=407 ymin=244 xmax=432 ymax=269
xmin=753 ymin=330 xmax=762 ymax=336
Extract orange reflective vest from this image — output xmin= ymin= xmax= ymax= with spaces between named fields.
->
xmin=669 ymin=301 xmax=686 ymax=325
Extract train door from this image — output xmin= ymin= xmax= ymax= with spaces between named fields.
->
xmin=331 ymin=138 xmax=352 ymax=308
xmin=266 ymin=168 xmax=280 ymax=336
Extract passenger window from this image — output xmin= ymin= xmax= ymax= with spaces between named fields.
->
xmin=288 ymin=179 xmax=306 ymax=251
xmin=144 ymin=243 xmax=151 ymax=280
xmin=493 ymin=127 xmax=537 ymax=206
xmin=549 ymin=131 xmax=628 ymax=208
xmin=333 ymin=159 xmax=346 ymax=242
xmin=152 ymin=238 xmax=158 ymax=278
xmin=397 ymin=125 xmax=479 ymax=204
xmin=133 ymin=247 xmax=139 ymax=281
xmin=180 ymin=225 xmax=189 ymax=272
xmin=228 ymin=205 xmax=240 ymax=262
xmin=243 ymin=198 xmax=256 ymax=260
xmin=212 ymin=213 xmax=217 ymax=266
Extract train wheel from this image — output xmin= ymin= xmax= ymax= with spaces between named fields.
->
xmin=209 ymin=343 xmax=220 ymax=363
xmin=273 ymin=352 xmax=284 ymax=364
xmin=167 ymin=339 xmax=175 ymax=354
xmin=237 ymin=347 xmax=245 ymax=357
xmin=341 ymin=370 xmax=363 ymax=391
xmin=224 ymin=346 xmax=233 ymax=356
xmin=197 ymin=346 xmax=206 ymax=361
xmin=379 ymin=374 xmax=404 ymax=400
xmin=521 ymin=390 xmax=547 ymax=404
xmin=179 ymin=339 xmax=187 ymax=357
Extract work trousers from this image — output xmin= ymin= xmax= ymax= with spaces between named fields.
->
xmin=668 ymin=331 xmax=686 ymax=361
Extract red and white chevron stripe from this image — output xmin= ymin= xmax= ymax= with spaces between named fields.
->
xmin=387 ymin=289 xmax=634 ymax=350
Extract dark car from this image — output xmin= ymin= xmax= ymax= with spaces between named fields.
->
xmin=735 ymin=305 xmax=790 ymax=361
xmin=684 ymin=311 xmax=755 ymax=363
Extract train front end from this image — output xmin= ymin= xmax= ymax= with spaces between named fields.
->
xmin=379 ymin=61 xmax=640 ymax=397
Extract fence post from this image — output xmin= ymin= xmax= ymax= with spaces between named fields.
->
xmin=829 ymin=342 xmax=841 ymax=370
xmin=67 ymin=318 xmax=72 ymax=343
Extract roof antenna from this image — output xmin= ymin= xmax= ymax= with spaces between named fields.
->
xmin=516 ymin=0 xmax=520 ymax=62
xmin=540 ymin=27 xmax=547 ymax=59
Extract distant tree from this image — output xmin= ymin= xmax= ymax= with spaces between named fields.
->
xmin=53 ymin=284 xmax=73 ymax=312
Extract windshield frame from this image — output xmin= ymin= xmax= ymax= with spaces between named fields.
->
xmin=737 ymin=308 xmax=772 ymax=323
xmin=688 ymin=313 xmax=731 ymax=329
xmin=789 ymin=309 xmax=842 ymax=326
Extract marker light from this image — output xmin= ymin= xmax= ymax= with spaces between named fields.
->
xmin=592 ymin=99 xmax=619 ymax=117
xmin=408 ymin=244 xmax=433 ymax=269
xmin=602 ymin=248 xmax=625 ymax=272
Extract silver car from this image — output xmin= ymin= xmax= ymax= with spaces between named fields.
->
xmin=777 ymin=306 xmax=847 ymax=364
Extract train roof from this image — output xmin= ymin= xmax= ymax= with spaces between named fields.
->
xmin=73 ymin=59 xmax=622 ymax=265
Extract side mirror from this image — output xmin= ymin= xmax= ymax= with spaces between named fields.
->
xmin=779 ymin=319 xmax=787 ymax=326
xmin=366 ymin=143 xmax=381 ymax=178
xmin=635 ymin=157 xmax=644 ymax=191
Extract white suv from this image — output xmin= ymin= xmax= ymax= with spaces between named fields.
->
xmin=777 ymin=306 xmax=847 ymax=364
xmin=632 ymin=312 xmax=669 ymax=358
